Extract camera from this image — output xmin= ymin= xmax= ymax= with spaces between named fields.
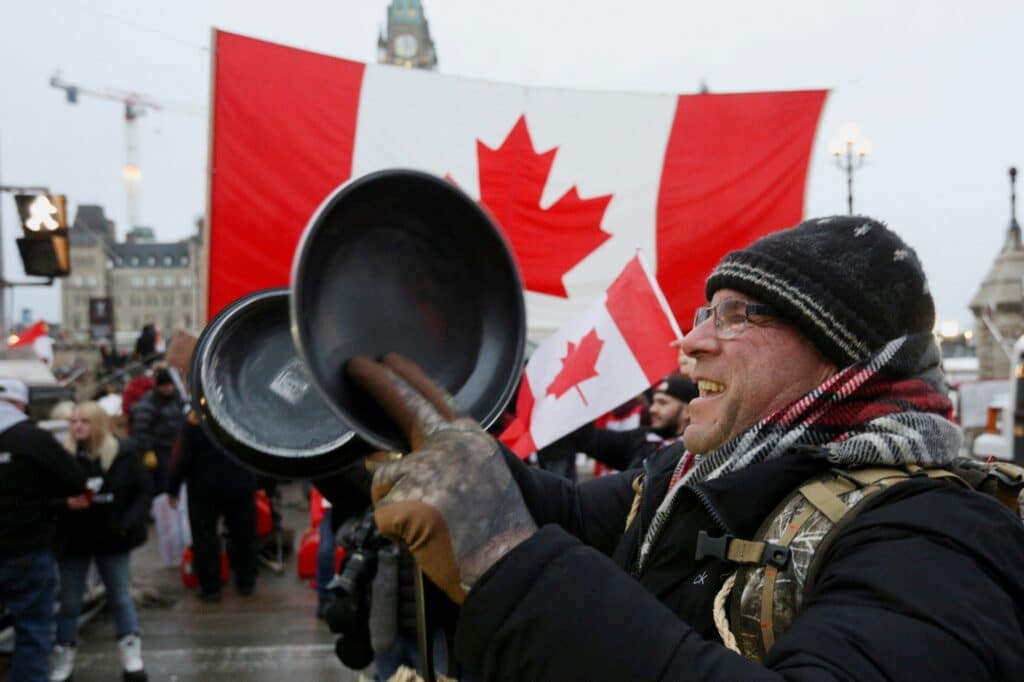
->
xmin=324 ymin=508 xmax=388 ymax=669
xmin=330 ymin=509 xmax=386 ymax=597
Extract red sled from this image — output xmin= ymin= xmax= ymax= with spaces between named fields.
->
xmin=181 ymin=545 xmax=231 ymax=588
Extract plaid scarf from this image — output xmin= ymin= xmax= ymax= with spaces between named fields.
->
xmin=638 ymin=332 xmax=962 ymax=571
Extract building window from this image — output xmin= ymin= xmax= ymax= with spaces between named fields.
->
xmin=180 ymin=275 xmax=192 ymax=287
xmin=146 ymin=295 xmax=158 ymax=305
xmin=130 ymin=257 xmax=139 ymax=266
xmin=180 ymin=256 xmax=189 ymax=266
xmin=184 ymin=314 xmax=192 ymax=328
xmin=130 ymin=276 xmax=143 ymax=288
xmin=163 ymin=275 xmax=176 ymax=287
xmin=146 ymin=276 xmax=158 ymax=287
xmin=181 ymin=293 xmax=191 ymax=305
xmin=164 ymin=295 xmax=174 ymax=305
xmin=146 ymin=256 xmax=156 ymax=266
xmin=85 ymin=276 xmax=97 ymax=287
xmin=106 ymin=258 xmax=114 ymax=269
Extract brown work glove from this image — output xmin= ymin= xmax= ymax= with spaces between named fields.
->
xmin=347 ymin=353 xmax=537 ymax=605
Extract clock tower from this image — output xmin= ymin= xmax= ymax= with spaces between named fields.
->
xmin=378 ymin=0 xmax=438 ymax=70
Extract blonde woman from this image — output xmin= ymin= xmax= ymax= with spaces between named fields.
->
xmin=50 ymin=401 xmax=152 ymax=682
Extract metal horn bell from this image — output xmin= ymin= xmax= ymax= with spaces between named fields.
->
xmin=290 ymin=168 xmax=527 ymax=451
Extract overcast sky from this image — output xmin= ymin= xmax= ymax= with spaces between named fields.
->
xmin=0 ymin=0 xmax=1021 ymax=332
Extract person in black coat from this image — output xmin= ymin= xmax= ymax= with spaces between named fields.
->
xmin=130 ymin=368 xmax=186 ymax=494
xmin=346 ymin=217 xmax=1024 ymax=680
xmin=168 ymin=414 xmax=257 ymax=601
xmin=541 ymin=375 xmax=697 ymax=474
xmin=0 ymin=379 xmax=85 ymax=682
xmin=52 ymin=401 xmax=152 ymax=682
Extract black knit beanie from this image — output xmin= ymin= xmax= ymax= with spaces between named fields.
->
xmin=656 ymin=375 xmax=698 ymax=403
xmin=705 ymin=216 xmax=935 ymax=368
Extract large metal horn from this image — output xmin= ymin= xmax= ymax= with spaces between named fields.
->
xmin=191 ymin=288 xmax=372 ymax=478
xmin=291 ymin=169 xmax=527 ymax=451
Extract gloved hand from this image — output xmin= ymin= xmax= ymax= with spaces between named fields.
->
xmin=347 ymin=353 xmax=537 ymax=604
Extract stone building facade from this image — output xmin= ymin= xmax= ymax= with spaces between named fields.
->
xmin=970 ymin=168 xmax=1023 ymax=379
xmin=61 ymin=205 xmax=203 ymax=342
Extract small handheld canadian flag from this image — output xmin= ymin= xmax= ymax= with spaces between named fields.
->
xmin=501 ymin=254 xmax=682 ymax=458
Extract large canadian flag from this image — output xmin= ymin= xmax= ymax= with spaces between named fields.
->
xmin=208 ymin=30 xmax=827 ymax=341
xmin=501 ymin=255 xmax=681 ymax=457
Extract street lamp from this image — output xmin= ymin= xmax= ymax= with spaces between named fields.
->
xmin=829 ymin=123 xmax=872 ymax=215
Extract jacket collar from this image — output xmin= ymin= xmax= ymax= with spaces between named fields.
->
xmin=692 ymin=447 xmax=832 ymax=537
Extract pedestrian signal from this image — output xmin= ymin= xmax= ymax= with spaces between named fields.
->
xmin=11 ymin=194 xmax=70 ymax=278
xmin=13 ymin=194 xmax=67 ymax=233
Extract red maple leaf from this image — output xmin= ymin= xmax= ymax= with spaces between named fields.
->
xmin=476 ymin=116 xmax=613 ymax=298
xmin=545 ymin=328 xmax=604 ymax=405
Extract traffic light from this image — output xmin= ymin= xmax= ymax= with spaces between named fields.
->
xmin=14 ymin=194 xmax=67 ymax=233
xmin=12 ymin=194 xmax=71 ymax=278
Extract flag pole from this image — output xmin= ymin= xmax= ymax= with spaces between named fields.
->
xmin=413 ymin=565 xmax=436 ymax=682
xmin=634 ymin=249 xmax=684 ymax=340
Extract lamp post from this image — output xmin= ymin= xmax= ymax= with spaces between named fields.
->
xmin=830 ymin=124 xmax=872 ymax=215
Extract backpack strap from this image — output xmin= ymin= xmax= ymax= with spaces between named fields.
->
xmin=724 ymin=466 xmax=922 ymax=661
xmin=624 ymin=475 xmax=644 ymax=531
xmin=800 ymin=466 xmax=970 ymax=603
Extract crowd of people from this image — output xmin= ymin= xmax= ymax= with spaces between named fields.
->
xmin=0 ymin=321 xmax=263 ymax=682
xmin=3 ymin=216 xmax=1024 ymax=681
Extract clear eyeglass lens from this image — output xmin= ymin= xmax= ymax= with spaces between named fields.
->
xmin=715 ymin=299 xmax=750 ymax=339
xmin=693 ymin=306 xmax=713 ymax=328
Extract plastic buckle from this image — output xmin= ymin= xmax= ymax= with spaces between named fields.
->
xmin=695 ymin=530 xmax=731 ymax=562
xmin=695 ymin=530 xmax=791 ymax=570
xmin=761 ymin=543 xmax=791 ymax=570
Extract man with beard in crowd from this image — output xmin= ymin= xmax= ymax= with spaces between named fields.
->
xmin=542 ymin=375 xmax=697 ymax=474
xmin=347 ymin=216 xmax=1024 ymax=679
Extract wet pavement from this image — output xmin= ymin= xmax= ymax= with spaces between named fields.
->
xmin=1 ymin=482 xmax=367 ymax=681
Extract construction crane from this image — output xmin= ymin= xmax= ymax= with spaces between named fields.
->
xmin=49 ymin=71 xmax=203 ymax=233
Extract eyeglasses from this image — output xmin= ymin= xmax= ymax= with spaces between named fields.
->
xmin=692 ymin=298 xmax=778 ymax=339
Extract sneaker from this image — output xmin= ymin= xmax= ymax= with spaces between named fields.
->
xmin=49 ymin=643 xmax=75 ymax=682
xmin=118 ymin=634 xmax=147 ymax=681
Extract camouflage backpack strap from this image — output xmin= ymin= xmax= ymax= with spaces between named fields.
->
xmin=948 ymin=457 xmax=1024 ymax=518
xmin=704 ymin=466 xmax=925 ymax=661
xmin=624 ymin=475 xmax=644 ymax=531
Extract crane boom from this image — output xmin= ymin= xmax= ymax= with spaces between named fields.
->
xmin=49 ymin=71 xmax=203 ymax=233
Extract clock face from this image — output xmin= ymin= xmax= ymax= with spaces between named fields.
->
xmin=394 ymin=33 xmax=419 ymax=59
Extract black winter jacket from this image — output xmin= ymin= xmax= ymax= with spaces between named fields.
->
xmin=130 ymin=389 xmax=186 ymax=456
xmin=456 ymin=446 xmax=1024 ymax=680
xmin=169 ymin=421 xmax=256 ymax=500
xmin=558 ymin=423 xmax=678 ymax=471
xmin=62 ymin=438 xmax=152 ymax=556
xmin=0 ymin=417 xmax=86 ymax=559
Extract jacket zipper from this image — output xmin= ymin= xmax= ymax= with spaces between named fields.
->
xmin=631 ymin=479 xmax=733 ymax=577
xmin=690 ymin=484 xmax=732 ymax=535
